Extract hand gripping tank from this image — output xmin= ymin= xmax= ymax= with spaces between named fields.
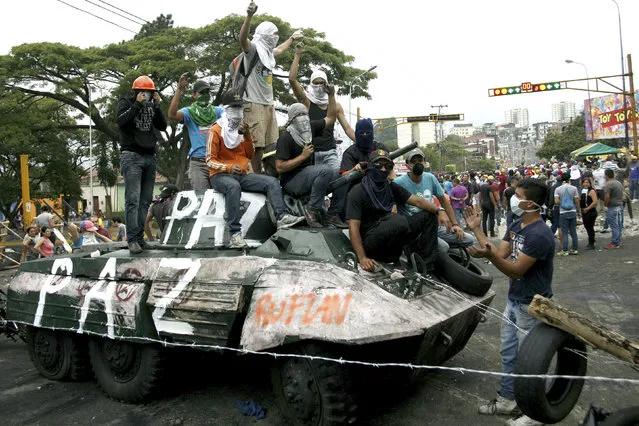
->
xmin=6 ymin=187 xmax=495 ymax=424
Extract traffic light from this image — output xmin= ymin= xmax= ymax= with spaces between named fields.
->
xmin=532 ymin=82 xmax=562 ymax=92
xmin=488 ymin=81 xmax=564 ymax=97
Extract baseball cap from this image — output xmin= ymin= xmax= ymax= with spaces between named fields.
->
xmin=221 ymin=90 xmax=247 ymax=107
xmin=159 ymin=184 xmax=180 ymax=198
xmin=405 ymin=148 xmax=426 ymax=163
xmin=369 ymin=148 xmax=393 ymax=165
xmin=80 ymin=220 xmax=97 ymax=232
xmin=487 ymin=175 xmax=494 ymax=181
xmin=192 ymin=80 xmax=211 ymax=94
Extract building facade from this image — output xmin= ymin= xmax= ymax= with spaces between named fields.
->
xmin=551 ymin=102 xmax=577 ymax=123
xmin=504 ymin=108 xmax=530 ymax=128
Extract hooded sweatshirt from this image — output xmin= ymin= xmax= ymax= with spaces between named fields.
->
xmin=117 ymin=93 xmax=168 ymax=155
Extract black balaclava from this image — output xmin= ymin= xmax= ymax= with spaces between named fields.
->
xmin=412 ymin=162 xmax=424 ymax=175
xmin=355 ymin=118 xmax=374 ymax=153
xmin=362 ymin=163 xmax=394 ymax=212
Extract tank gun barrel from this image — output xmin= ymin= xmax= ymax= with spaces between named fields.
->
xmin=326 ymin=142 xmax=418 ymax=194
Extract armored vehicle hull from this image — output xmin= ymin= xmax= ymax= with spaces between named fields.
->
xmin=6 ymin=189 xmax=494 ymax=425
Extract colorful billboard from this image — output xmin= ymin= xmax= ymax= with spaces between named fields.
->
xmin=584 ymin=91 xmax=639 ymax=140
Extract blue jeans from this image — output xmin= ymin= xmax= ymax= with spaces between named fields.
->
xmin=210 ymin=173 xmax=287 ymax=234
xmin=284 ymin=165 xmax=338 ymax=211
xmin=630 ymin=179 xmax=639 ymax=200
xmin=559 ymin=212 xmax=578 ymax=251
xmin=453 ymin=208 xmax=465 ymax=227
xmin=120 ymin=151 xmax=157 ymax=243
xmin=500 ymin=299 xmax=540 ymax=399
xmin=606 ymin=206 xmax=623 ymax=245
xmin=436 ymin=225 xmax=474 ymax=252
xmin=314 ymin=149 xmax=340 ymax=170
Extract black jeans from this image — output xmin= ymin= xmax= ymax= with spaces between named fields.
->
xmin=363 ymin=211 xmax=438 ymax=269
xmin=582 ymin=209 xmax=597 ymax=245
xmin=481 ymin=206 xmax=495 ymax=234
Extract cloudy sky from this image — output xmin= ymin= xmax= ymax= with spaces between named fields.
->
xmin=3 ymin=0 xmax=638 ymax=128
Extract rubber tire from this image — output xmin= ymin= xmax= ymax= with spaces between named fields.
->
xmin=514 ymin=323 xmax=588 ymax=424
xmin=272 ymin=342 xmax=357 ymax=426
xmin=434 ymin=250 xmax=493 ymax=296
xmin=599 ymin=406 xmax=639 ymax=426
xmin=89 ymin=338 xmax=165 ymax=403
xmin=26 ymin=327 xmax=91 ymax=381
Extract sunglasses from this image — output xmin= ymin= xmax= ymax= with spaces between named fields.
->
xmin=372 ymin=162 xmax=393 ymax=170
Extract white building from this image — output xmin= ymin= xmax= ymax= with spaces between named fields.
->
xmin=397 ymin=122 xmax=437 ymax=147
xmin=504 ymin=108 xmax=530 ymax=128
xmin=449 ymin=123 xmax=476 ymax=138
xmin=551 ymin=102 xmax=577 ymax=123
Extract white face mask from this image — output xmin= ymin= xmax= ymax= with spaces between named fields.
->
xmin=263 ymin=34 xmax=279 ymax=49
xmin=510 ymin=194 xmax=540 ymax=216
xmin=293 ymin=115 xmax=312 ymax=143
xmin=225 ymin=106 xmax=243 ymax=131
xmin=309 ymin=83 xmax=326 ymax=98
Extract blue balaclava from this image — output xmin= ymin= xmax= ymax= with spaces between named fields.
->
xmin=355 ymin=118 xmax=374 ymax=153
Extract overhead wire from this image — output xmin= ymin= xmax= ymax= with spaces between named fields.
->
xmin=96 ymin=0 xmax=149 ymax=24
xmin=84 ymin=0 xmax=145 ymax=26
xmin=54 ymin=0 xmax=136 ymax=34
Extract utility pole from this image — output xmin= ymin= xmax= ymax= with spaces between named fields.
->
xmin=431 ymin=104 xmax=447 ymax=172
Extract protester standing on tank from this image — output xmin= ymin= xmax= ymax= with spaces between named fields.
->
xmin=117 ymin=75 xmax=168 ymax=254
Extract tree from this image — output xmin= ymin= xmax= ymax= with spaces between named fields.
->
xmin=0 ymin=90 xmax=86 ymax=221
xmin=537 ymin=114 xmax=586 ymax=161
xmin=375 ymin=118 xmax=398 ymax=149
xmin=0 ymin=14 xmax=374 ymax=188
xmin=445 ymin=134 xmax=465 ymax=145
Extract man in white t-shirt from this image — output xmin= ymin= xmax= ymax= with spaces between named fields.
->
xmin=238 ymin=1 xmax=303 ymax=173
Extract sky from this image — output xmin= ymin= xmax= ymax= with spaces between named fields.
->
xmin=2 ymin=0 xmax=639 ymax=129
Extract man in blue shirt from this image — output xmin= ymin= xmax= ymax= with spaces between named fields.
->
xmin=169 ymin=73 xmax=224 ymax=190
xmin=394 ymin=149 xmax=466 ymax=258
xmin=465 ymin=178 xmax=554 ymax=426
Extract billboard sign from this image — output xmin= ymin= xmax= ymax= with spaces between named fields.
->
xmin=584 ymin=91 xmax=639 ymax=140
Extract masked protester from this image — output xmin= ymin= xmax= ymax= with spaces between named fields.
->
xmin=116 ymin=75 xmax=168 ymax=254
xmin=239 ymin=2 xmax=304 ymax=173
xmin=168 ymin=75 xmax=224 ymax=190
xmin=345 ymin=149 xmax=441 ymax=273
xmin=206 ymin=91 xmax=305 ymax=248
xmin=275 ymin=85 xmax=346 ymax=229
xmin=288 ymin=44 xmax=355 ymax=169
xmin=144 ymin=184 xmax=179 ymax=242
xmin=394 ymin=148 xmax=468 ymax=258
xmin=464 ymin=179 xmax=554 ymax=426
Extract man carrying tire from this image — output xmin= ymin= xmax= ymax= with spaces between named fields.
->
xmin=464 ymin=178 xmax=554 ymax=426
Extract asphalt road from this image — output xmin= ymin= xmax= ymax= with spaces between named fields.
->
xmin=1 ymin=234 xmax=638 ymax=425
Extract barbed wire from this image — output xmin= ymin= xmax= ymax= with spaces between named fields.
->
xmin=19 ymin=322 xmax=639 ymax=385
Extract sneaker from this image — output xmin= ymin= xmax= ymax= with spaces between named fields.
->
xmin=585 ymin=243 xmax=595 ymax=250
xmin=303 ymin=206 xmax=323 ymax=228
xmin=138 ymin=239 xmax=150 ymax=249
xmin=228 ymin=232 xmax=248 ymax=248
xmin=506 ymin=414 xmax=543 ymax=426
xmin=600 ymin=228 xmax=609 ymax=234
xmin=128 ymin=242 xmax=143 ymax=254
xmin=604 ymin=243 xmax=620 ymax=249
xmin=568 ymin=249 xmax=578 ymax=255
xmin=276 ymin=213 xmax=305 ymax=229
xmin=556 ymin=250 xmax=568 ymax=256
xmin=478 ymin=395 xmax=518 ymax=415
xmin=325 ymin=214 xmax=348 ymax=229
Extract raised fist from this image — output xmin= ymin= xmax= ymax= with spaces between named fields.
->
xmin=178 ymin=72 xmax=189 ymax=90
xmin=247 ymin=1 xmax=258 ymax=16
xmin=324 ymin=83 xmax=335 ymax=97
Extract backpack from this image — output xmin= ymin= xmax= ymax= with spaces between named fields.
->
xmin=560 ymin=186 xmax=575 ymax=210
xmin=228 ymin=51 xmax=260 ymax=97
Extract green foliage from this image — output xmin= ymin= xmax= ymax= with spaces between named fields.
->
xmin=444 ymin=134 xmax=465 ymax=145
xmin=424 ymin=141 xmax=469 ymax=173
xmin=537 ymin=114 xmax=586 ymax=161
xmin=375 ymin=118 xmax=398 ymax=150
xmin=0 ymin=90 xmax=85 ymax=220
xmin=0 ymin=14 xmax=373 ymax=188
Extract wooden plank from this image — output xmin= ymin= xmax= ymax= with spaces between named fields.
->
xmin=528 ymin=294 xmax=639 ymax=365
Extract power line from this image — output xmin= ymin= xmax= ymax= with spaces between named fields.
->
xmin=96 ymin=0 xmax=149 ymax=24
xmin=84 ymin=0 xmax=145 ymax=26
xmin=55 ymin=0 xmax=136 ymax=33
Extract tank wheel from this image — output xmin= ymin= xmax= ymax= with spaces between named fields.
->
xmin=272 ymin=342 xmax=357 ymax=426
xmin=89 ymin=338 xmax=165 ymax=403
xmin=434 ymin=250 xmax=493 ymax=296
xmin=26 ymin=327 xmax=91 ymax=381
xmin=514 ymin=323 xmax=588 ymax=424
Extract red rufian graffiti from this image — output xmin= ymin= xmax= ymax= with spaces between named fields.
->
xmin=255 ymin=293 xmax=352 ymax=327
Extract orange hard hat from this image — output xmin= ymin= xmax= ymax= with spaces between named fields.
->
xmin=132 ymin=75 xmax=156 ymax=90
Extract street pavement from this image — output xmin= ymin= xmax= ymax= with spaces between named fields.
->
xmin=1 ymin=233 xmax=637 ymax=425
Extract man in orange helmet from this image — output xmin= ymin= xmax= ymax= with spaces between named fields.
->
xmin=117 ymin=75 xmax=168 ymax=254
